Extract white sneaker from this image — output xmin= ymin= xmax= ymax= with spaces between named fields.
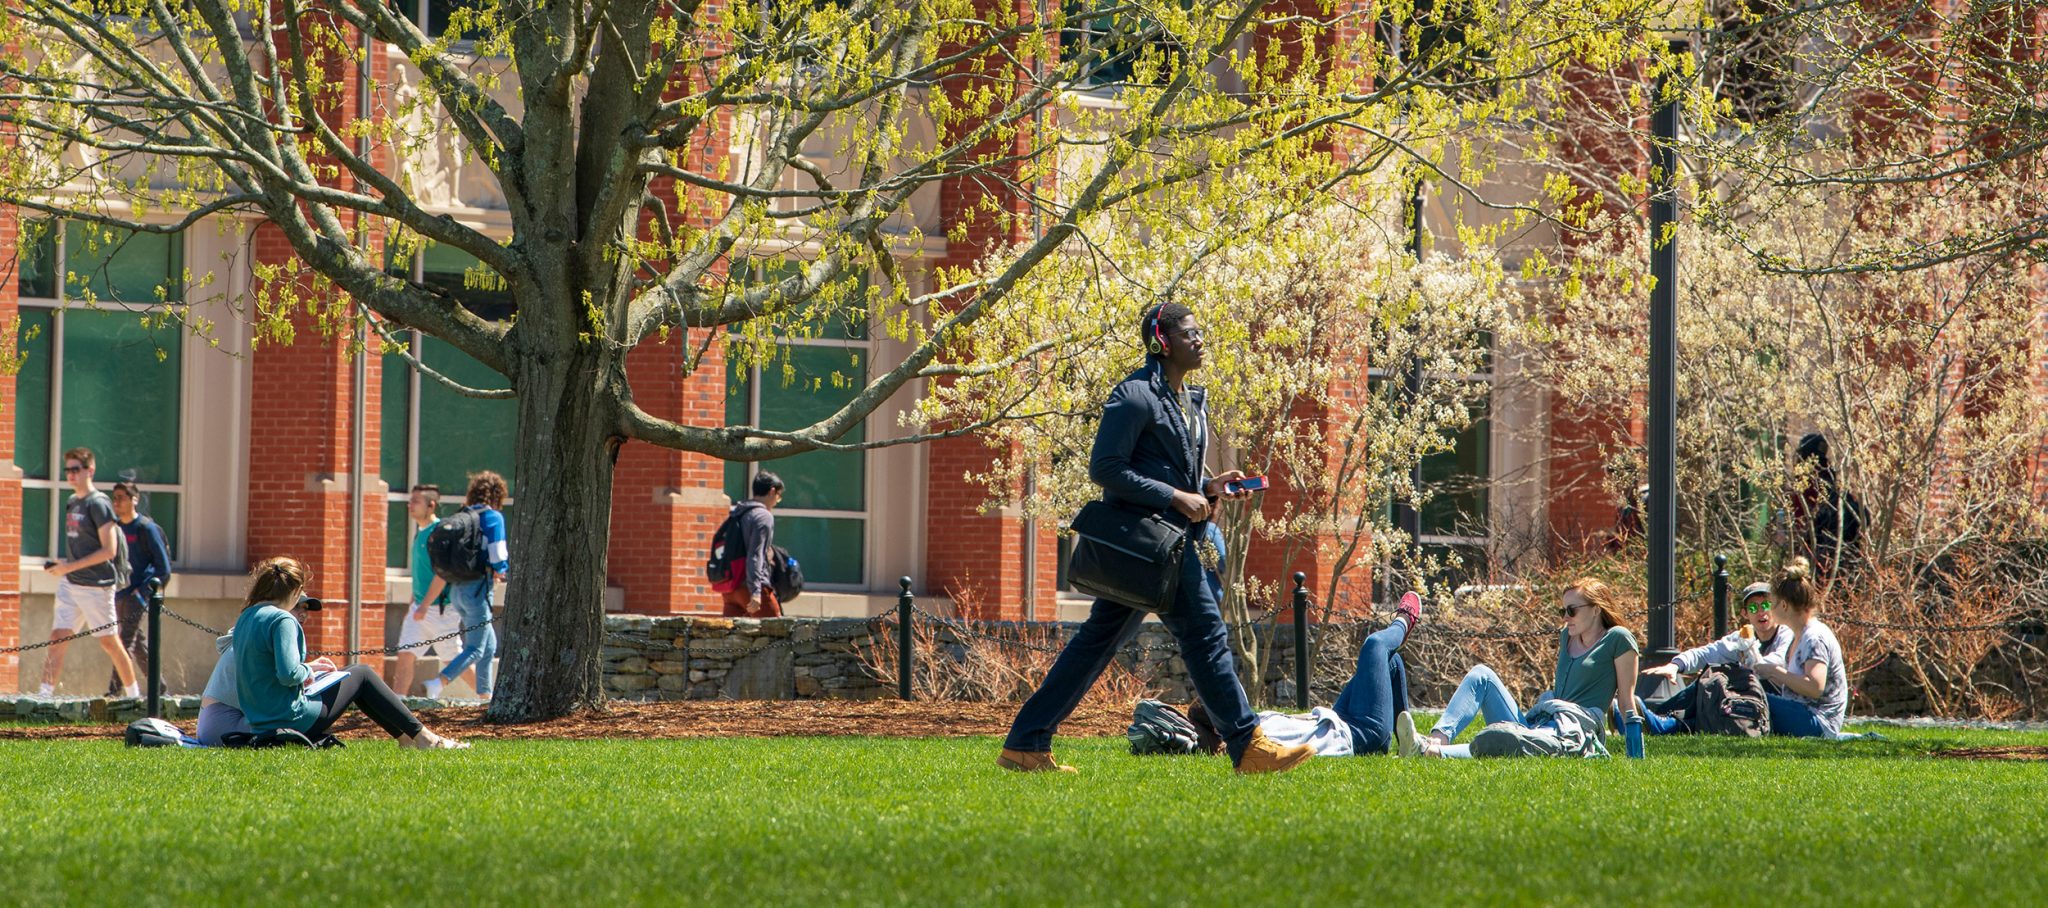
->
xmin=37 ymin=683 xmax=55 ymax=699
xmin=421 ymin=677 xmax=444 ymax=699
xmin=123 ymin=685 xmax=142 ymax=699
xmin=1394 ymin=710 xmax=1421 ymax=758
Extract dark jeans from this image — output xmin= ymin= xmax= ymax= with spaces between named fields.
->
xmin=1331 ymin=623 xmax=1411 ymax=754
xmin=106 ymin=590 xmax=149 ymax=696
xmin=307 ymin=665 xmax=425 ymax=740
xmin=1007 ymin=534 xmax=1259 ymax=762
xmin=1644 ymin=680 xmax=1699 ymax=734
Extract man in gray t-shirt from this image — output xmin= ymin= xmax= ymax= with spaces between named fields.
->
xmin=36 ymin=447 xmax=140 ymax=699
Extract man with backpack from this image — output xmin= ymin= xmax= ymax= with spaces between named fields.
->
xmin=106 ymin=481 xmax=172 ymax=696
xmin=711 ymin=472 xmax=785 ymax=617
xmin=420 ymin=471 xmax=510 ymax=700
xmin=37 ymin=447 xmax=141 ymax=699
xmin=1634 ymin=581 xmax=1791 ymax=735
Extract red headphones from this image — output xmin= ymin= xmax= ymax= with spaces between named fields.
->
xmin=1147 ymin=304 xmax=1169 ymax=356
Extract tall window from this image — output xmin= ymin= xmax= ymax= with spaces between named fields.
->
xmin=13 ymin=221 xmax=186 ymax=560
xmin=1377 ymin=334 xmax=1494 ymax=585
xmin=380 ymin=244 xmax=517 ymax=566
xmin=392 ymin=0 xmax=483 ymax=39
xmin=723 ymin=262 xmax=870 ymax=588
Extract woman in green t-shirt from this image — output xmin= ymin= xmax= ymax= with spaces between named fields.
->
xmin=1397 ymin=577 xmax=1641 ymax=758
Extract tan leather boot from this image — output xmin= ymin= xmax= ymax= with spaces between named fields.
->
xmin=997 ymin=748 xmax=1079 ymax=773
xmin=1234 ymin=728 xmax=1315 ymax=774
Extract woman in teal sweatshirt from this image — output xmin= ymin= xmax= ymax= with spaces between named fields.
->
xmin=232 ymin=557 xmax=466 ymax=749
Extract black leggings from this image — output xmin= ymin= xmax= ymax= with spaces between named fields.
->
xmin=306 ymin=665 xmax=425 ymax=740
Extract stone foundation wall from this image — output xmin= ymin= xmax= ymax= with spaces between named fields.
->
xmin=599 ymin=615 xmax=2048 ymax=720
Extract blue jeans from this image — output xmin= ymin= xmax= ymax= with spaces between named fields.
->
xmin=1766 ymin=694 xmax=1830 ymax=738
xmin=1007 ymin=534 xmax=1259 ymax=762
xmin=1331 ymin=623 xmax=1410 ymax=754
xmin=438 ymin=577 xmax=497 ymax=696
xmin=1431 ymin=664 xmax=1524 ymax=742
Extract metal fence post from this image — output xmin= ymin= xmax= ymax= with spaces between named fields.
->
xmin=897 ymin=576 xmax=914 ymax=701
xmin=1712 ymin=554 xmax=1730 ymax=639
xmin=146 ymin=579 xmax=164 ymax=719
xmin=1293 ymin=572 xmax=1309 ymax=711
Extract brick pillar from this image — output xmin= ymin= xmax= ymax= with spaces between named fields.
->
xmin=244 ymin=223 xmax=387 ymax=655
xmin=1 ymin=205 xmax=21 ymax=687
xmin=242 ymin=9 xmax=387 ymax=654
xmin=607 ymin=335 xmax=731 ymax=614
xmin=913 ymin=0 xmax=1059 ymax=620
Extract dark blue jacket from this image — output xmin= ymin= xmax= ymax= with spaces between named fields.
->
xmin=117 ymin=515 xmax=172 ymax=602
xmin=1089 ymin=360 xmax=1211 ymax=512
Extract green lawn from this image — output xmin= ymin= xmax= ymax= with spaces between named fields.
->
xmin=2 ymin=724 xmax=2044 ymax=906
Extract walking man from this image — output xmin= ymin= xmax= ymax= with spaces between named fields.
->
xmin=38 ymin=447 xmax=141 ymax=699
xmin=1000 ymin=302 xmax=1314 ymax=774
xmin=106 ymin=481 xmax=171 ymax=696
xmin=387 ymin=484 xmax=467 ymax=696
xmin=717 ymin=472 xmax=785 ymax=617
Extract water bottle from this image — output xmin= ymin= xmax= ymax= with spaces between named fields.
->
xmin=1624 ymin=714 xmax=1646 ymax=759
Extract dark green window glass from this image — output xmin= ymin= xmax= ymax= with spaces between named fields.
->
xmin=380 ymin=337 xmax=413 ymax=486
xmin=17 ymin=219 xmax=56 ymax=298
xmin=1419 ymin=395 xmax=1489 ymax=537
xmin=773 ymin=516 xmax=863 ymax=586
xmin=758 ymin=344 xmax=865 ymax=511
xmin=14 ymin=309 xmax=54 ymax=479
xmin=724 ymin=369 xmax=751 ymax=504
xmin=22 ymin=488 xmax=51 ymax=558
xmin=420 ymin=244 xmax=513 ymax=321
xmin=59 ymin=308 xmax=182 ymax=484
xmin=142 ymin=491 xmax=179 ymax=561
xmin=63 ymin=223 xmax=183 ymax=303
xmin=744 ymin=260 xmax=869 ymax=341
xmin=416 ymin=336 xmax=516 ymax=495
xmin=388 ymin=501 xmax=413 ymax=569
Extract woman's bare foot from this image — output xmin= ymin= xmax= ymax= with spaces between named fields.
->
xmin=400 ymin=729 xmax=470 ymax=750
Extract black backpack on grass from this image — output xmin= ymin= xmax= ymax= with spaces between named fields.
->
xmin=1691 ymin=665 xmax=1771 ymax=737
xmin=427 ymin=507 xmax=488 ymax=583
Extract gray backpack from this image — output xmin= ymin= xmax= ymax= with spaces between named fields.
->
xmin=1127 ymin=699 xmax=1203 ymax=755
xmin=1691 ymin=666 xmax=1772 ymax=737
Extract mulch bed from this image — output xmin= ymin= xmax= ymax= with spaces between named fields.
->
xmin=1932 ymin=745 xmax=2048 ymax=762
xmin=0 ymin=699 xmax=1132 ymax=743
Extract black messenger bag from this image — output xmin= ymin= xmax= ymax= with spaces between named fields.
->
xmin=1066 ymin=500 xmax=1188 ymax=614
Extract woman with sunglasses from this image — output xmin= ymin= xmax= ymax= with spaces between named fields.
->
xmin=1396 ymin=577 xmax=1640 ymax=758
xmin=233 ymin=556 xmax=467 ymax=749
xmin=1748 ymin=558 xmax=1850 ymax=738
xmin=1633 ymin=580 xmax=1792 ymax=734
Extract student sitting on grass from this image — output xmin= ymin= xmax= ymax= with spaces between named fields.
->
xmin=1395 ymin=577 xmax=1640 ymax=758
xmin=1181 ymin=592 xmax=1425 ymax=757
xmin=233 ymin=557 xmax=467 ymax=750
xmin=1634 ymin=580 xmax=1792 ymax=735
xmin=1748 ymin=558 xmax=1852 ymax=738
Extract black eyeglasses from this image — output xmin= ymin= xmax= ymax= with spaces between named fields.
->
xmin=1558 ymin=604 xmax=1586 ymax=618
xmin=63 ymin=464 xmax=87 ymax=475
xmin=1168 ymin=327 xmax=1205 ymax=342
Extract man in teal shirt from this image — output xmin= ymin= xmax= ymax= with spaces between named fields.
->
xmin=386 ymin=485 xmax=463 ymax=696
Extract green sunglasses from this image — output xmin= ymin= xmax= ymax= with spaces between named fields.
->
xmin=1743 ymin=596 xmax=1772 ymax=614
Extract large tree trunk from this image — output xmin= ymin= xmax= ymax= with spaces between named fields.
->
xmin=486 ymin=343 xmax=623 ymax=722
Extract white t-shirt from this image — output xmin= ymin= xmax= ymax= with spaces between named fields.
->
xmin=1785 ymin=619 xmax=1850 ymax=736
xmin=1254 ymin=707 xmax=1355 ymax=757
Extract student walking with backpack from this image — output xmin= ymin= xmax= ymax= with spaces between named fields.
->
xmin=421 ymin=471 xmax=510 ymax=700
xmin=105 ymin=481 xmax=172 ymax=697
xmin=387 ymin=484 xmax=471 ymax=696
xmin=711 ymin=472 xmax=785 ymax=617
xmin=36 ymin=447 xmax=142 ymax=699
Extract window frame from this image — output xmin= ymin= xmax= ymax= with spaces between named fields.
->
xmin=15 ymin=221 xmax=190 ymax=565
xmin=1370 ymin=334 xmax=1497 ymax=559
xmin=724 ymin=262 xmax=875 ymax=590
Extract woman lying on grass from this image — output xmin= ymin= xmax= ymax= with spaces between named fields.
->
xmin=232 ymin=557 xmax=467 ymax=750
xmin=1181 ymin=591 xmax=1425 ymax=757
xmin=1748 ymin=558 xmax=1851 ymax=738
xmin=1395 ymin=578 xmax=1640 ymax=758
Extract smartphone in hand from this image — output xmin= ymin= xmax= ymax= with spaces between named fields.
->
xmin=1225 ymin=476 xmax=1271 ymax=494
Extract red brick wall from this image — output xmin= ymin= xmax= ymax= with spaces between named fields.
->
xmin=1 ymin=204 xmax=20 ymax=687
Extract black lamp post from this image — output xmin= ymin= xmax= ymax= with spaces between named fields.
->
xmin=1646 ymin=40 xmax=1689 ymax=668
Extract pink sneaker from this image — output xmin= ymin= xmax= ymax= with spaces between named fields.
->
xmin=1397 ymin=591 xmax=1423 ymax=629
